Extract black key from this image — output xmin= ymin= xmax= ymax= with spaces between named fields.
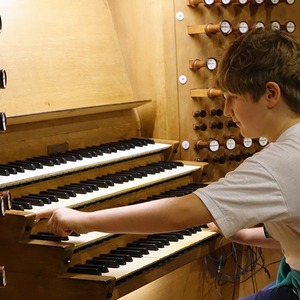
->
xmin=64 ymin=152 xmax=83 ymax=160
xmin=0 ymin=169 xmax=9 ymax=176
xmin=128 ymin=242 xmax=159 ymax=251
xmin=98 ymin=175 xmax=125 ymax=184
xmin=0 ymin=165 xmax=18 ymax=174
xmin=30 ymin=157 xmax=55 ymax=167
xmin=137 ymin=166 xmax=162 ymax=174
xmin=60 ymin=185 xmax=88 ymax=194
xmin=151 ymin=162 xmax=175 ymax=170
xmin=89 ymin=177 xmax=115 ymax=187
xmin=118 ymin=141 xmax=135 ymax=149
xmin=24 ymin=159 xmax=44 ymax=169
xmin=116 ymin=172 xmax=135 ymax=181
xmin=44 ymin=190 xmax=70 ymax=199
xmin=192 ymin=225 xmax=202 ymax=232
xmin=98 ymin=145 xmax=114 ymax=153
xmin=56 ymin=187 xmax=76 ymax=197
xmin=14 ymin=197 xmax=44 ymax=206
xmin=81 ymin=179 xmax=109 ymax=188
xmin=69 ymin=232 xmax=81 ymax=237
xmin=37 ymin=156 xmax=62 ymax=165
xmin=11 ymin=203 xmax=25 ymax=211
xmin=14 ymin=160 xmax=36 ymax=170
xmin=137 ymin=239 xmax=165 ymax=248
xmin=125 ymin=245 xmax=149 ymax=255
xmin=74 ymin=264 xmax=108 ymax=273
xmin=171 ymin=161 xmax=184 ymax=167
xmin=136 ymin=138 xmax=154 ymax=145
xmin=47 ymin=155 xmax=67 ymax=164
xmin=113 ymin=173 xmax=131 ymax=182
xmin=86 ymin=259 xmax=120 ymax=268
xmin=55 ymin=153 xmax=78 ymax=162
xmin=146 ymin=236 xmax=170 ymax=245
xmin=105 ymin=143 xmax=127 ymax=151
xmin=111 ymin=248 xmax=143 ymax=258
xmin=6 ymin=163 xmax=25 ymax=173
xmin=150 ymin=234 xmax=178 ymax=242
xmin=68 ymin=265 xmax=102 ymax=275
xmin=98 ymin=254 xmax=132 ymax=263
xmin=22 ymin=195 xmax=52 ymax=205
xmin=170 ymin=232 xmax=184 ymax=239
xmin=177 ymin=229 xmax=193 ymax=236
xmin=13 ymin=200 xmax=32 ymax=209
xmin=78 ymin=182 xmax=99 ymax=191
xmin=126 ymin=138 xmax=147 ymax=146
xmin=38 ymin=192 xmax=59 ymax=202
xmin=124 ymin=170 xmax=147 ymax=178
xmin=68 ymin=150 xmax=93 ymax=158
xmin=30 ymin=232 xmax=68 ymax=242
xmin=84 ymin=146 xmax=104 ymax=156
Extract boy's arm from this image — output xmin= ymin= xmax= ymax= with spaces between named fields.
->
xmin=208 ymin=223 xmax=281 ymax=249
xmin=36 ymin=193 xmax=213 ymax=237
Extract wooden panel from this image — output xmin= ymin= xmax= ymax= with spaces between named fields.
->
xmin=0 ymin=0 xmax=135 ymax=119
xmin=0 ymin=109 xmax=141 ymax=163
xmin=109 ymin=0 xmax=180 ymax=141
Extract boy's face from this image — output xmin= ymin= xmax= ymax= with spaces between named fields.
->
xmin=223 ymin=92 xmax=269 ymax=139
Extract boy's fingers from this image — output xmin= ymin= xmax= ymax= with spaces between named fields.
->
xmin=35 ymin=209 xmax=55 ymax=220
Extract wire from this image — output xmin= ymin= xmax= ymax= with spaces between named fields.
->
xmin=203 ymin=242 xmax=280 ymax=300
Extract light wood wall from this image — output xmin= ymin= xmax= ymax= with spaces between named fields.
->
xmin=109 ymin=0 xmax=179 ymax=141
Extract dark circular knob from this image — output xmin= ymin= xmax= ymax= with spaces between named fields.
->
xmin=212 ymin=156 xmax=225 ymax=164
xmin=211 ymin=121 xmax=223 ymax=129
xmin=192 ymin=110 xmax=206 ymax=118
xmin=210 ymin=109 xmax=223 ymax=116
xmin=193 ymin=123 xmax=207 ymax=131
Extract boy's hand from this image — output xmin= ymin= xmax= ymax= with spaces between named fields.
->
xmin=35 ymin=208 xmax=89 ymax=237
xmin=206 ymin=222 xmax=221 ymax=233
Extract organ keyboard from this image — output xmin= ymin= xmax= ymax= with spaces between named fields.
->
xmin=0 ymin=138 xmax=227 ymax=300
xmin=0 ymin=138 xmax=171 ymax=189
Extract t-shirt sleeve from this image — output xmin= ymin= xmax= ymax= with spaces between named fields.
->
xmin=193 ymin=157 xmax=287 ymax=238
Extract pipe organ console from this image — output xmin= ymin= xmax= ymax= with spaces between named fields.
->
xmin=0 ymin=137 xmax=224 ymax=300
xmin=0 ymin=1 xmax=229 ymax=299
xmin=0 ymin=0 xmax=296 ymax=299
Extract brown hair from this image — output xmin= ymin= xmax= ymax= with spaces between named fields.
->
xmin=216 ymin=29 xmax=300 ymax=113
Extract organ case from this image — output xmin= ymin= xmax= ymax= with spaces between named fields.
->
xmin=0 ymin=1 xmax=229 ymax=299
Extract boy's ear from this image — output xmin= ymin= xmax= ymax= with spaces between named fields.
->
xmin=266 ymin=81 xmax=281 ymax=109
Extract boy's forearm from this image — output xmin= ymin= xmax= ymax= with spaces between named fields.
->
xmin=229 ymin=227 xmax=281 ymax=249
xmin=87 ymin=194 xmax=213 ymax=234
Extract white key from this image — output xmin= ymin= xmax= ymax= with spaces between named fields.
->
xmin=67 ymin=231 xmax=112 ymax=249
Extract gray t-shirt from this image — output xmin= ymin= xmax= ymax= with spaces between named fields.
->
xmin=194 ymin=122 xmax=300 ymax=270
